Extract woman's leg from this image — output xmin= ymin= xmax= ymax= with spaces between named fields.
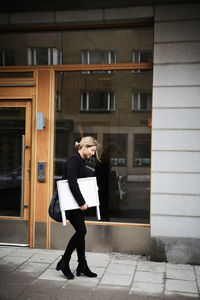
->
xmin=63 ymin=209 xmax=97 ymax=277
xmin=63 ymin=209 xmax=86 ymax=262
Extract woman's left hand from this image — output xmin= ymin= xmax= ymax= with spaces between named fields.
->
xmin=80 ymin=203 xmax=88 ymax=211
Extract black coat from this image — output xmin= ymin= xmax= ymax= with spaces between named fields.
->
xmin=62 ymin=152 xmax=86 ymax=206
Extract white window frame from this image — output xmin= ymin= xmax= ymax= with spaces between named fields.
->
xmin=27 ymin=47 xmax=62 ymax=65
xmin=132 ymin=50 xmax=152 ymax=73
xmin=81 ymin=50 xmax=116 ymax=74
xmin=132 ymin=90 xmax=152 ymax=111
xmin=81 ymin=91 xmax=115 ymax=112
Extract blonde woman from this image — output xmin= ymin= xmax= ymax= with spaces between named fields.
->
xmin=56 ymin=136 xmax=100 ymax=279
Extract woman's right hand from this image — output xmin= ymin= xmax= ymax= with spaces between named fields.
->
xmin=80 ymin=203 xmax=88 ymax=211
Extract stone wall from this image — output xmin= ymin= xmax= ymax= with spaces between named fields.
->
xmin=151 ymin=3 xmax=200 ymax=264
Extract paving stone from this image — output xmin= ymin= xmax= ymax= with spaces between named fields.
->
xmin=130 ymin=281 xmax=164 ymax=296
xmin=18 ymin=279 xmax=65 ymax=299
xmin=31 ymin=278 xmax=65 ymax=290
xmin=100 ymin=273 xmax=133 ymax=286
xmin=29 ymin=252 xmax=59 ymax=263
xmin=1 ymin=271 xmax=37 ymax=285
xmin=86 ymin=252 xmax=110 ymax=267
xmin=194 ymin=266 xmax=200 ymax=291
xmin=137 ymin=261 xmax=165 ymax=273
xmin=17 ymin=262 xmax=49 ymax=273
xmin=0 ymin=248 xmax=199 ymax=300
xmin=134 ymin=271 xmax=164 ymax=284
xmin=129 ymin=294 xmax=164 ymax=300
xmin=0 ymin=255 xmax=28 ymax=266
xmin=110 ymin=258 xmax=137 ymax=266
xmin=9 ymin=247 xmax=40 ymax=257
xmin=0 ymin=283 xmax=26 ymax=300
xmin=65 ymin=275 xmax=100 ymax=288
xmin=165 ymin=279 xmax=198 ymax=294
xmin=166 ymin=263 xmax=194 ymax=271
xmin=59 ymin=286 xmax=94 ymax=300
xmin=94 ymin=285 xmax=129 ymax=300
xmin=105 ymin=262 xmax=136 ymax=275
xmin=18 ymin=292 xmax=53 ymax=300
xmin=39 ymin=267 xmax=68 ymax=281
xmin=0 ymin=247 xmax=16 ymax=259
xmin=90 ymin=266 xmax=105 ymax=278
xmin=164 ymin=291 xmax=200 ymax=299
xmin=0 ymin=255 xmax=29 ymax=275
xmin=166 ymin=268 xmax=196 ymax=281
xmin=194 ymin=266 xmax=200 ymax=275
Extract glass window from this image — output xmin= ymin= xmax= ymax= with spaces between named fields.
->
xmin=0 ymin=49 xmax=15 ymax=66
xmin=0 ymin=26 xmax=153 ymax=65
xmin=133 ymin=50 xmax=152 ymax=63
xmin=81 ymin=50 xmax=116 ymax=64
xmin=27 ymin=47 xmax=62 ymax=65
xmin=132 ymin=91 xmax=152 ymax=111
xmin=0 ymin=108 xmax=25 ymax=217
xmin=132 ymin=50 xmax=152 ymax=73
xmin=0 ymin=72 xmax=33 ymax=78
xmin=55 ymin=69 xmax=152 ymax=224
xmin=134 ymin=134 xmax=151 ymax=167
xmin=81 ymin=91 xmax=115 ymax=112
xmin=103 ymin=134 xmax=127 ymax=167
xmin=81 ymin=50 xmax=116 ymax=74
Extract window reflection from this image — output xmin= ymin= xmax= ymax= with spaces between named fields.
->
xmin=0 ymin=108 xmax=25 ymax=217
xmin=0 ymin=49 xmax=15 ymax=66
xmin=0 ymin=26 xmax=153 ymax=65
xmin=55 ymin=70 xmax=152 ymax=224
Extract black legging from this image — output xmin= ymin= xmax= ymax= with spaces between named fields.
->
xmin=63 ymin=209 xmax=87 ymax=263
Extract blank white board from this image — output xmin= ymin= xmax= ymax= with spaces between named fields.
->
xmin=57 ymin=177 xmax=100 ymax=226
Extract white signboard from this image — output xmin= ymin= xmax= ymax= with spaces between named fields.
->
xmin=57 ymin=177 xmax=101 ymax=226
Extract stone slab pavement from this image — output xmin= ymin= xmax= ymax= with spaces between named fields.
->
xmin=0 ymin=246 xmax=199 ymax=300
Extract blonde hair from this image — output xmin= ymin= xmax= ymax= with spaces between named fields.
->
xmin=75 ymin=136 xmax=100 ymax=161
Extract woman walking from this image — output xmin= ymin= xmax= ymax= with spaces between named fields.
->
xmin=56 ymin=136 xmax=100 ymax=279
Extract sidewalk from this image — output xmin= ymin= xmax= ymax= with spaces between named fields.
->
xmin=0 ymin=246 xmax=199 ymax=300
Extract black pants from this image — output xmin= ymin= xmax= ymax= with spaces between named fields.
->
xmin=63 ymin=209 xmax=87 ymax=263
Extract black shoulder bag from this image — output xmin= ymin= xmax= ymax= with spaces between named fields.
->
xmin=48 ymin=189 xmax=62 ymax=222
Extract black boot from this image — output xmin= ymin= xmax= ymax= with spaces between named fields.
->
xmin=56 ymin=256 xmax=74 ymax=279
xmin=76 ymin=260 xmax=97 ymax=277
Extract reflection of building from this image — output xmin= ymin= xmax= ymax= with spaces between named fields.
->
xmin=0 ymin=1 xmax=200 ymax=265
xmin=56 ymin=70 xmax=152 ymax=176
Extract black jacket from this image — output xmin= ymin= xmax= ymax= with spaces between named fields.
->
xmin=62 ymin=152 xmax=86 ymax=206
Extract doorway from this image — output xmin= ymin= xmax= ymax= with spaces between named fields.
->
xmin=0 ymin=100 xmax=31 ymax=245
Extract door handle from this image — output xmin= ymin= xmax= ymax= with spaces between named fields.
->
xmin=27 ymin=160 xmax=31 ymax=181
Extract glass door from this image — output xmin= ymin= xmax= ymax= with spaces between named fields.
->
xmin=0 ymin=101 xmax=31 ymax=245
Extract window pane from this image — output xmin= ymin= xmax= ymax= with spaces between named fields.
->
xmin=132 ymin=91 xmax=152 ymax=111
xmin=0 ymin=72 xmax=33 ymax=78
xmin=5 ymin=50 xmax=15 ymax=65
xmin=89 ymin=92 xmax=108 ymax=110
xmin=0 ymin=51 xmax=3 ymax=65
xmin=55 ymin=70 xmax=152 ymax=224
xmin=134 ymin=134 xmax=151 ymax=167
xmin=0 ymin=49 xmax=15 ymax=66
xmin=0 ymin=108 xmax=25 ymax=217
xmin=36 ymin=48 xmax=48 ymax=65
xmin=0 ymin=26 xmax=153 ymax=65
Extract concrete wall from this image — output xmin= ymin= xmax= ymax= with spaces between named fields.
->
xmin=0 ymin=6 xmax=153 ymax=27
xmin=151 ymin=3 xmax=200 ymax=264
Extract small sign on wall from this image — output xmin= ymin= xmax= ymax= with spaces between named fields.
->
xmin=37 ymin=112 xmax=46 ymax=130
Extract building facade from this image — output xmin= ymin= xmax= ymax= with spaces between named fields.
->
xmin=0 ymin=1 xmax=199 ymax=264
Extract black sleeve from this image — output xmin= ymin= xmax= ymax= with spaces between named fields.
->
xmin=65 ymin=157 xmax=86 ymax=207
